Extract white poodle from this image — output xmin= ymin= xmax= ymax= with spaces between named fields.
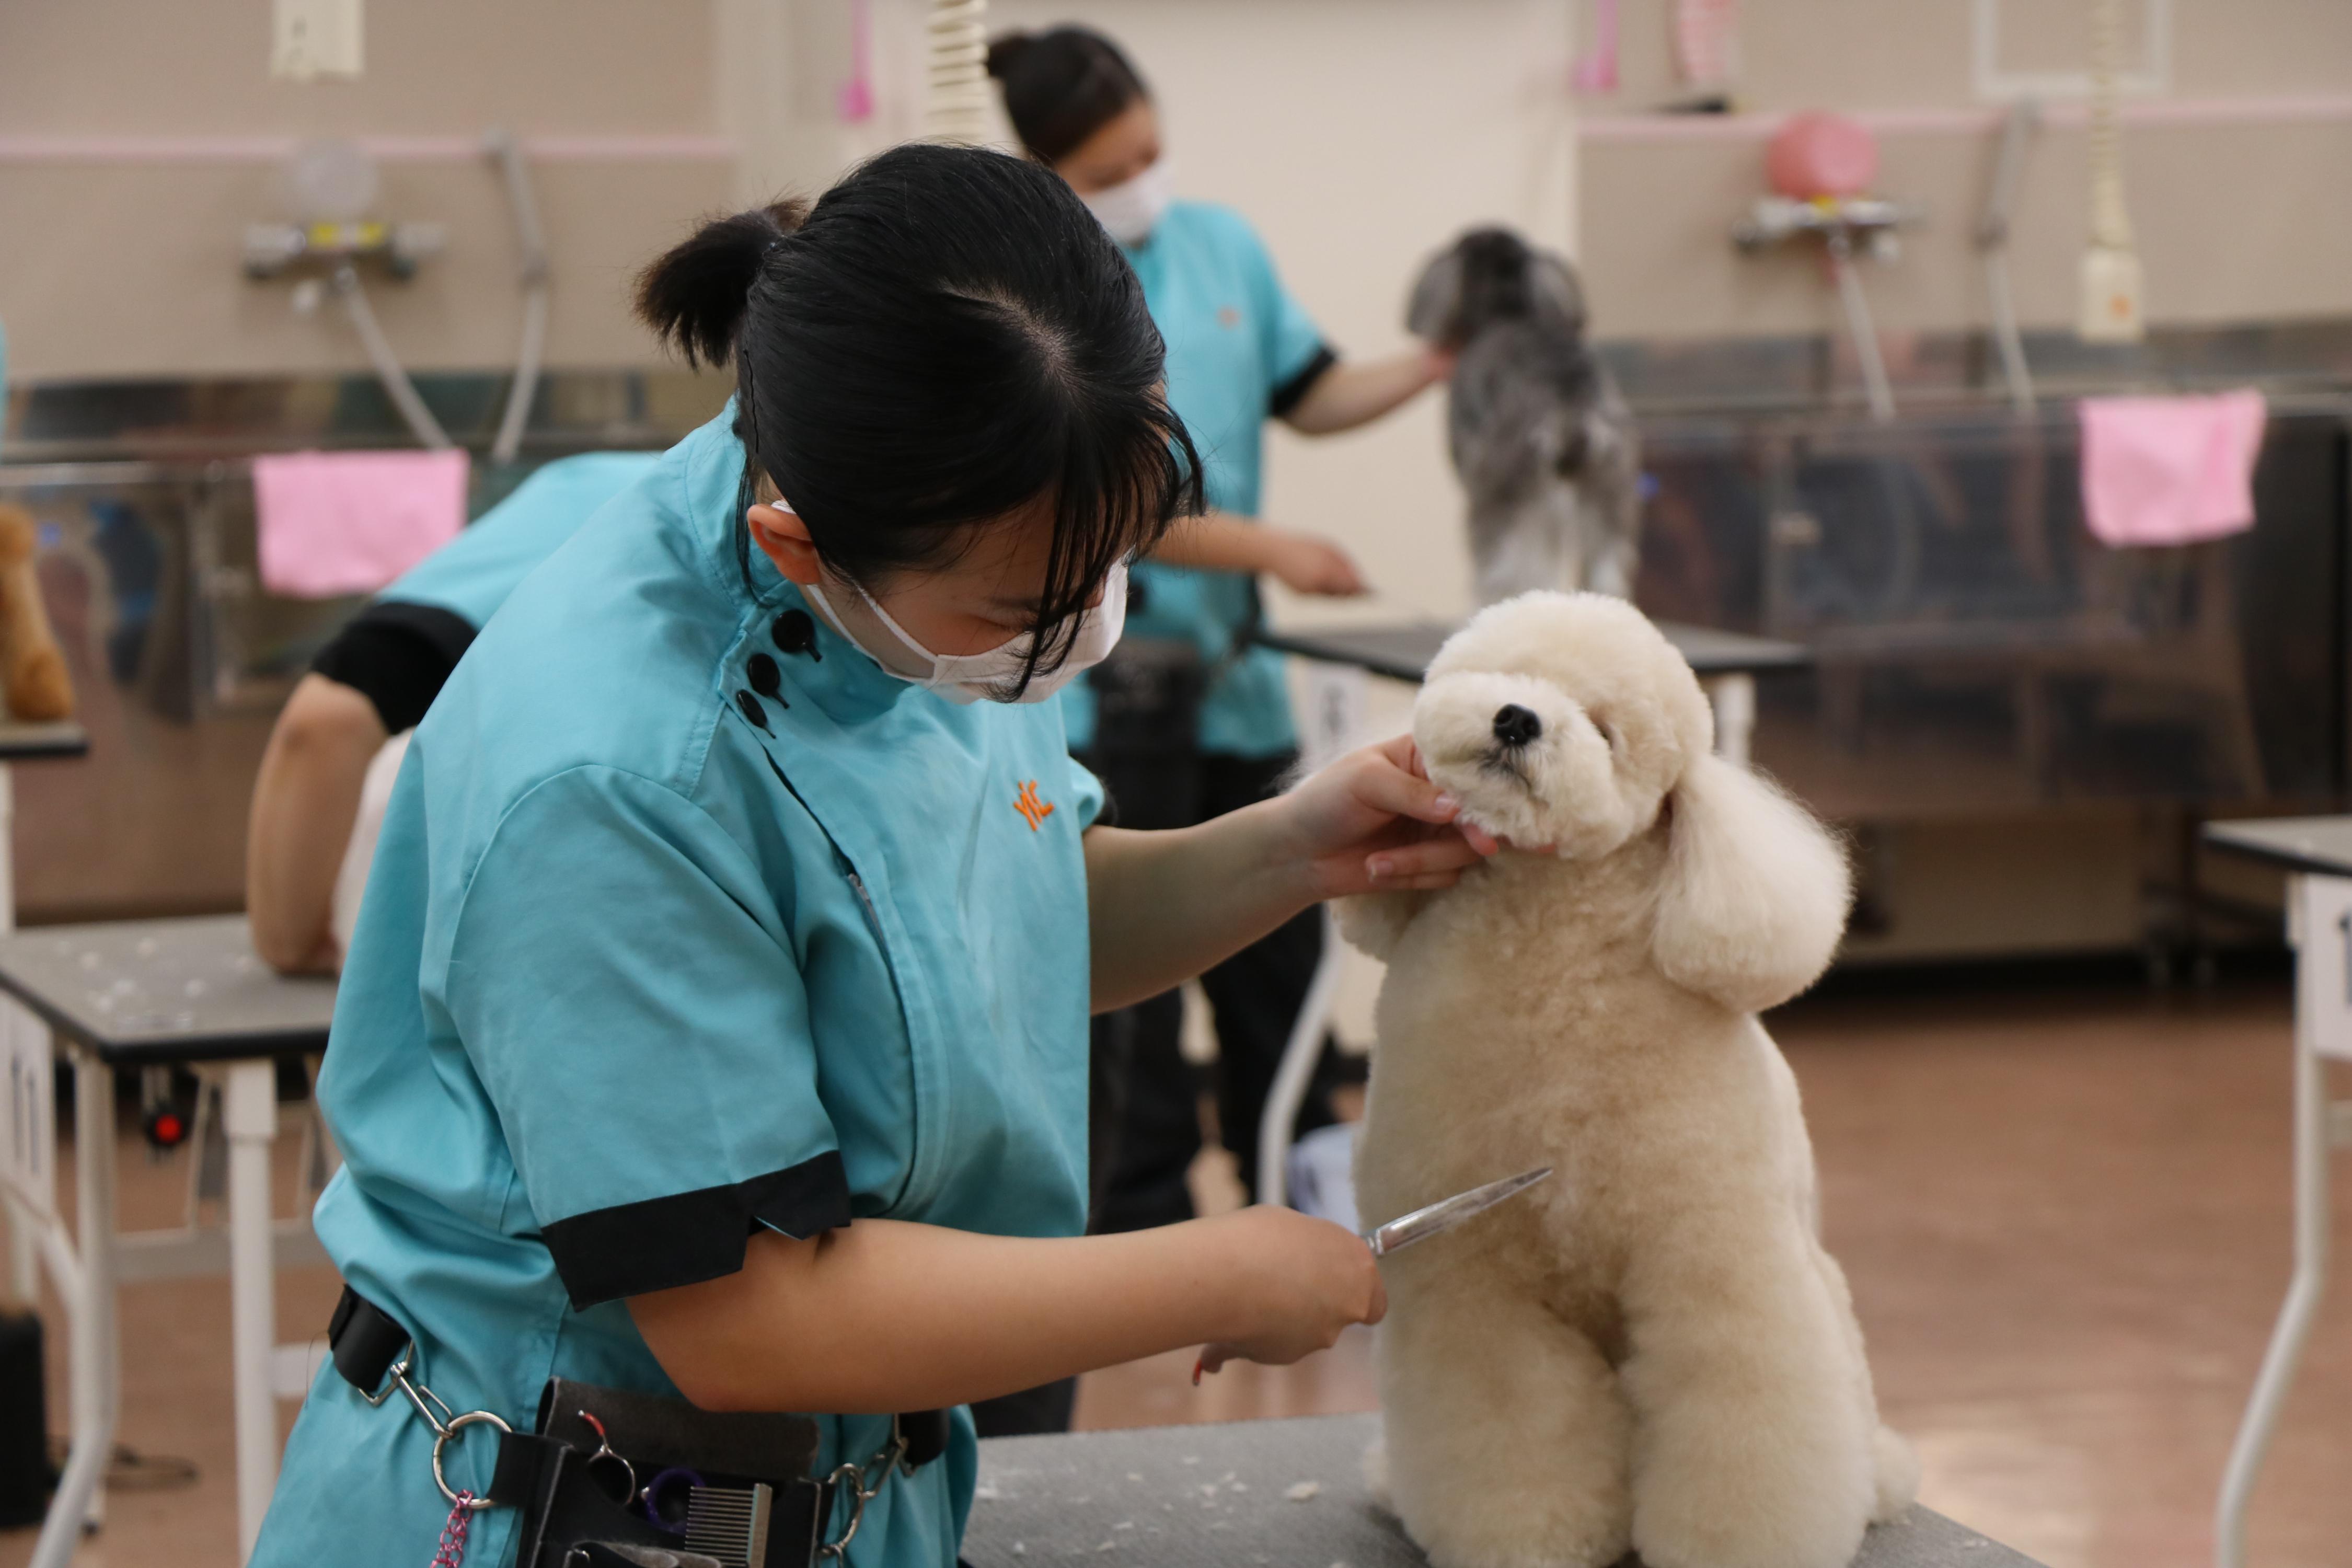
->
xmin=1345 ymin=592 xmax=1916 ymax=1568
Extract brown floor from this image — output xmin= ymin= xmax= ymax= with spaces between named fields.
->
xmin=5 ymin=976 xmax=2348 ymax=1568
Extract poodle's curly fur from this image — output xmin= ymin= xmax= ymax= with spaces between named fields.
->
xmin=1344 ymin=593 xmax=1917 ymax=1568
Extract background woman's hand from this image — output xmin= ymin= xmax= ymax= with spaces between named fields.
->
xmin=1259 ymin=529 xmax=1369 ymax=597
xmin=1194 ymin=1206 xmax=1387 ymax=1377
xmin=1276 ymin=734 xmax=1498 ymax=900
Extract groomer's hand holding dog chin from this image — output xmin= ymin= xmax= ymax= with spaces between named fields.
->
xmin=1280 ymin=734 xmax=1498 ymax=901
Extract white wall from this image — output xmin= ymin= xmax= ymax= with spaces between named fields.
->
xmin=1577 ymin=0 xmax=2352 ymax=339
xmin=934 ymin=0 xmax=1583 ymax=627
xmin=0 ymin=0 xmax=731 ymax=382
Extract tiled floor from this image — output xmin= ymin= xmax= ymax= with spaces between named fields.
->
xmin=5 ymin=975 xmax=2347 ymax=1568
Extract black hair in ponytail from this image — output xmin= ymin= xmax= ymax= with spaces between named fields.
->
xmin=986 ymin=26 xmax=1149 ymax=163
xmin=636 ymin=143 xmax=1199 ymax=690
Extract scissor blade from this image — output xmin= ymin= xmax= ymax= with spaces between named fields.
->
xmin=1365 ymin=1166 xmax=1551 ymax=1258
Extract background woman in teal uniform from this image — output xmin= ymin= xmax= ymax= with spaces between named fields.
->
xmin=988 ymin=27 xmax=1452 ymax=1234
xmin=254 ymin=145 xmax=1495 ymax=1568
xmin=246 ymin=451 xmax=659 ymax=974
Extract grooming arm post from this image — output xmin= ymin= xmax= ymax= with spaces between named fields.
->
xmin=2215 ymin=872 xmax=2339 ymax=1568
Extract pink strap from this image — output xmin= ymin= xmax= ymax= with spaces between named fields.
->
xmin=429 ymin=1491 xmax=474 ymax=1568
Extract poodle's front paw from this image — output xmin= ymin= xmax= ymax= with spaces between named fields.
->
xmin=1870 ymin=1426 xmax=1920 ymax=1523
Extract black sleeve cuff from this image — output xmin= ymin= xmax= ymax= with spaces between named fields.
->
xmin=312 ymin=601 xmax=479 ymax=734
xmin=539 ymin=1151 xmax=853 ymax=1309
xmin=1268 ymin=345 xmax=1339 ymax=420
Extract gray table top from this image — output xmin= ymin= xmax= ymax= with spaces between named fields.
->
xmin=965 ymin=1414 xmax=2043 ymax=1568
xmin=2204 ymin=816 xmax=2352 ymax=879
xmin=0 ymin=719 xmax=88 ymax=760
xmin=0 ymin=915 xmax=333 ymax=1065
xmin=1254 ymin=619 xmax=1812 ymax=684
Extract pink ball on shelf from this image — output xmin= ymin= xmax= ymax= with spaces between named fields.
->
xmin=1766 ymin=112 xmax=1879 ymax=200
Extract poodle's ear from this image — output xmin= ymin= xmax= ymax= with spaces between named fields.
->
xmin=1651 ymin=756 xmax=1849 ymax=1013
xmin=1336 ymin=889 xmax=1431 ymax=963
xmin=1405 ymin=245 xmax=1466 ymax=344
xmin=1529 ymin=252 xmax=1588 ymax=337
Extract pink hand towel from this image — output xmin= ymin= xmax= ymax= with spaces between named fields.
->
xmin=254 ymin=448 xmax=470 ymax=598
xmin=2078 ymin=390 xmax=2266 ymax=547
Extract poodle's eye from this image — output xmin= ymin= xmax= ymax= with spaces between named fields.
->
xmin=1594 ymin=715 xmax=1622 ymax=754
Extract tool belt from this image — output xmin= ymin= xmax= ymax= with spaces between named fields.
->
xmin=329 ymin=1286 xmax=949 ymax=1567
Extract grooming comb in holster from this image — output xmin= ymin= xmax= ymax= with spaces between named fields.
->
xmin=682 ymin=1482 xmax=773 ymax=1568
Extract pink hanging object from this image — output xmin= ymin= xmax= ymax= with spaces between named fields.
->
xmin=2078 ymin=390 xmax=2267 ymax=547
xmin=1570 ymin=0 xmax=1619 ymax=94
xmin=836 ymin=0 xmax=875 ymax=123
xmin=1674 ymin=0 xmax=1742 ymax=90
xmin=1766 ymin=112 xmax=1879 ymax=201
xmin=254 ymin=448 xmax=469 ymax=598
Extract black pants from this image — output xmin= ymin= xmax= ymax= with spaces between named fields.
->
xmin=968 ymin=750 xmax=1340 ymax=1439
xmin=1084 ymin=748 xmax=1340 ymax=1232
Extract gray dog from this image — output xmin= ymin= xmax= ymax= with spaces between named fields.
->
xmin=1408 ymin=228 xmax=1642 ymax=605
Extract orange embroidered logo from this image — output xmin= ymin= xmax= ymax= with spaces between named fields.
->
xmin=1013 ymin=780 xmax=1055 ymax=832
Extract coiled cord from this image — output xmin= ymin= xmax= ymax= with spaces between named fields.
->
xmin=924 ymin=0 xmax=994 ymax=145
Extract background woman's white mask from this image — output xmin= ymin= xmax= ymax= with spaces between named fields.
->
xmin=1081 ymin=159 xmax=1175 ymax=247
xmin=805 ymin=561 xmax=1128 ymax=705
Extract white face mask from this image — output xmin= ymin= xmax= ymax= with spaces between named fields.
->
xmin=804 ymin=560 xmax=1128 ymax=706
xmin=1081 ymin=158 xmax=1175 ymax=247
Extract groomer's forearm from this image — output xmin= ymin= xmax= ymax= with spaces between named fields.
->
xmin=1084 ymin=806 xmax=1310 ymax=1011
xmin=1282 ymin=350 xmax=1444 ymax=435
xmin=246 ymin=674 xmax=386 ymax=975
xmin=631 ymin=1217 xmax=1253 ymax=1415
xmin=1146 ymin=511 xmax=1276 ymax=574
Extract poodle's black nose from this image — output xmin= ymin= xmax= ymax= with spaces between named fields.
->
xmin=1492 ymin=705 xmax=1542 ymax=747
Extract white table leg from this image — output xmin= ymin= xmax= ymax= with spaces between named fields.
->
xmin=1707 ymin=672 xmax=1756 ymax=769
xmin=4 ymin=1193 xmax=33 ymax=1303
xmin=0 ymin=764 xmax=33 ymax=1306
xmin=28 ymin=1046 xmax=117 ymax=1568
xmin=1258 ymin=907 xmax=1346 ymax=1212
xmin=224 ymin=1059 xmax=280 ymax=1562
xmin=2216 ymin=871 xmax=2335 ymax=1568
xmin=1256 ymin=662 xmax=1368 ymax=1212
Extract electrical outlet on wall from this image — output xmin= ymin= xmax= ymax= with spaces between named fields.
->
xmin=273 ymin=0 xmax=364 ymax=82
xmin=2078 ymin=244 xmax=2146 ymax=342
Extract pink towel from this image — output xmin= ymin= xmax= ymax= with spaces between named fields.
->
xmin=2078 ymin=390 xmax=2266 ymax=547
xmin=254 ymin=449 xmax=470 ymax=598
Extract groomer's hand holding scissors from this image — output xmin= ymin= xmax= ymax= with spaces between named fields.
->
xmin=1192 ymin=1207 xmax=1387 ymax=1379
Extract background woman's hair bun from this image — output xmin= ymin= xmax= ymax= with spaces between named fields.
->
xmin=634 ymin=199 xmax=810 ymax=370
xmin=984 ymin=30 xmax=1032 ymax=81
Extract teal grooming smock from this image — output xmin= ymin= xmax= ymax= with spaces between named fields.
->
xmin=254 ymin=410 xmax=1102 ymax=1568
xmin=1060 ymin=200 xmax=1332 ymax=760
xmin=388 ymin=451 xmax=664 ymax=627
xmin=312 ymin=452 xmax=665 ymax=736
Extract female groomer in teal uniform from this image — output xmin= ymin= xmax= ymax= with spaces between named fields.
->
xmin=253 ymin=144 xmax=1495 ymax=1568
xmin=987 ymin=28 xmax=1451 ymax=1232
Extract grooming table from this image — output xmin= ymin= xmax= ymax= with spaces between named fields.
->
xmin=2203 ymin=817 xmax=2352 ymax=1568
xmin=1253 ymin=619 xmax=1811 ymax=768
xmin=1248 ymin=620 xmax=1812 ymax=1206
xmin=0 ymin=915 xmax=336 ymax=1568
xmin=965 ymin=1413 xmax=2046 ymax=1567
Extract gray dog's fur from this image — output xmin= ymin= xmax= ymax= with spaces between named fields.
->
xmin=1408 ymin=228 xmax=1642 ymax=605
